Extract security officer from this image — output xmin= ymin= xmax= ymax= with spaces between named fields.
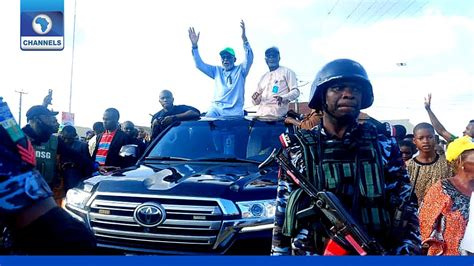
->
xmin=22 ymin=106 xmax=60 ymax=187
xmin=271 ymin=59 xmax=421 ymax=255
xmin=22 ymin=105 xmax=93 ymax=202
xmin=0 ymin=99 xmax=96 ymax=254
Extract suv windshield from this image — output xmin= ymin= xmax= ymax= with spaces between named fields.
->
xmin=147 ymin=119 xmax=286 ymax=162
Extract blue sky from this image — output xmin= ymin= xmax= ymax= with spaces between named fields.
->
xmin=0 ymin=0 xmax=472 ymax=136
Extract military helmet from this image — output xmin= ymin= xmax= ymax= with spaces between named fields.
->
xmin=308 ymin=59 xmax=374 ymax=111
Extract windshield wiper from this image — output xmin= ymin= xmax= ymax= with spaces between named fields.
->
xmin=192 ymin=157 xmax=260 ymax=164
xmin=144 ymin=156 xmax=190 ymax=161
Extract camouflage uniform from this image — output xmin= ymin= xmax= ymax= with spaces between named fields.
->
xmin=271 ymin=123 xmax=421 ymax=255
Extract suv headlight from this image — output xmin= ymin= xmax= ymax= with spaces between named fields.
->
xmin=236 ymin=200 xmax=276 ymax=219
xmin=65 ymin=188 xmax=92 ymax=209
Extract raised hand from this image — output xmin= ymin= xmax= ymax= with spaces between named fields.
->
xmin=424 ymin=93 xmax=432 ymax=110
xmin=42 ymin=89 xmax=53 ymax=107
xmin=240 ymin=20 xmax=248 ymax=43
xmin=188 ymin=27 xmax=200 ymax=48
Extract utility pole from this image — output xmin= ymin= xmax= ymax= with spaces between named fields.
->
xmin=69 ymin=0 xmax=77 ymax=113
xmin=15 ymin=89 xmax=28 ymax=127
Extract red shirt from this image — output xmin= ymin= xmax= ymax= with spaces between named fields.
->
xmin=95 ymin=129 xmax=117 ymax=166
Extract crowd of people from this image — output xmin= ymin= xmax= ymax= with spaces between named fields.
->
xmin=0 ymin=20 xmax=473 ymax=256
xmin=270 ymin=60 xmax=473 ymax=256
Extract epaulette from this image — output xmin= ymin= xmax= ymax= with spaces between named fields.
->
xmin=279 ymin=132 xmax=298 ymax=148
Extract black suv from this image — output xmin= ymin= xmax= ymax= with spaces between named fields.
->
xmin=65 ymin=117 xmax=286 ymax=254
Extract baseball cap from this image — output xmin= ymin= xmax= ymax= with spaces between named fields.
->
xmin=265 ymin=46 xmax=280 ymax=56
xmin=219 ymin=47 xmax=235 ymax=57
xmin=26 ymin=105 xmax=59 ymax=121
xmin=445 ymin=136 xmax=474 ymax=162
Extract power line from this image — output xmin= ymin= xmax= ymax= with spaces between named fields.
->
xmin=362 ymin=0 xmax=390 ymax=24
xmin=353 ymin=1 xmax=378 ymax=24
xmin=327 ymin=0 xmax=340 ymax=15
xmin=409 ymin=0 xmax=430 ymax=16
xmin=319 ymin=0 xmax=340 ymax=37
xmin=296 ymin=80 xmax=310 ymax=88
xmin=393 ymin=0 xmax=417 ymax=20
xmin=372 ymin=0 xmax=400 ymax=23
xmin=333 ymin=0 xmax=365 ymax=33
xmin=345 ymin=0 xmax=364 ymax=20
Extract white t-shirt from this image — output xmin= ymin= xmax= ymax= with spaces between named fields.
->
xmin=253 ymin=66 xmax=300 ymax=117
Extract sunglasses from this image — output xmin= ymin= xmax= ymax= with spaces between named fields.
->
xmin=221 ymin=55 xmax=234 ymax=61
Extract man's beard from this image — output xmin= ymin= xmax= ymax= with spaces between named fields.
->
xmin=36 ymin=129 xmax=53 ymax=143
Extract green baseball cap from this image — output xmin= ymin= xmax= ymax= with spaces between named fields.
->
xmin=219 ymin=47 xmax=235 ymax=57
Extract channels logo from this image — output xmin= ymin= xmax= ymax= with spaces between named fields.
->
xmin=20 ymin=0 xmax=64 ymax=51
xmin=32 ymin=14 xmax=53 ymax=35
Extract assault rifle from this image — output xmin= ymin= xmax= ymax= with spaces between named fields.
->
xmin=260 ymin=148 xmax=386 ymax=255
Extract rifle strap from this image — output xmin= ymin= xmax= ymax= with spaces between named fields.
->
xmin=282 ymin=187 xmax=304 ymax=237
xmin=294 ymin=128 xmax=323 ymax=190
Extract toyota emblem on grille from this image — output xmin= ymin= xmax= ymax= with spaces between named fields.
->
xmin=133 ymin=202 xmax=166 ymax=227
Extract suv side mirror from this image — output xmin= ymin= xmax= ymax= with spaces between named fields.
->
xmin=119 ymin=144 xmax=138 ymax=158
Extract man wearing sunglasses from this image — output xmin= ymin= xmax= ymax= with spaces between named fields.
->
xmin=22 ymin=105 xmax=93 ymax=203
xmin=252 ymin=46 xmax=300 ymax=117
xmin=188 ymin=20 xmax=253 ymax=117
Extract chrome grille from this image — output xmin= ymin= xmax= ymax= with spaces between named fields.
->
xmin=88 ymin=193 xmax=225 ymax=253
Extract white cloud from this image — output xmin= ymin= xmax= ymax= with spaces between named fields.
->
xmin=0 ymin=0 xmax=472 ymax=137
xmin=367 ymin=67 xmax=474 ymax=135
xmin=308 ymin=10 xmax=474 ymax=135
xmin=311 ymin=13 xmax=474 ymax=73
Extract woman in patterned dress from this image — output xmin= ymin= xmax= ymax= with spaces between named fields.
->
xmin=419 ymin=136 xmax=474 ymax=255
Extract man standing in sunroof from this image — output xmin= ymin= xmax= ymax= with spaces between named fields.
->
xmin=188 ymin=20 xmax=254 ymax=117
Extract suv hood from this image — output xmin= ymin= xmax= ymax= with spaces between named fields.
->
xmin=83 ymin=162 xmax=277 ymax=201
